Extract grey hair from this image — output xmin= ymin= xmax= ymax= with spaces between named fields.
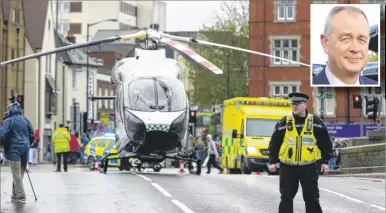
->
xmin=324 ymin=6 xmax=369 ymax=40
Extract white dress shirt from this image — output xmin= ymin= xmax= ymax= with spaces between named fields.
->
xmin=325 ymin=66 xmax=360 ymax=86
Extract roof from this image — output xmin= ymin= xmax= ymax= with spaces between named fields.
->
xmin=90 ymin=29 xmax=138 ymax=56
xmin=23 ymin=0 xmax=49 ymax=51
xmin=54 ymin=30 xmax=103 ymax=67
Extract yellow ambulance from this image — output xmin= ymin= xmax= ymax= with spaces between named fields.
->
xmin=220 ymin=97 xmax=292 ymax=174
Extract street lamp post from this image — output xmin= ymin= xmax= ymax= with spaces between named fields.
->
xmin=86 ymin=18 xmax=117 ymax=133
xmin=16 ymin=24 xmax=20 ymax=95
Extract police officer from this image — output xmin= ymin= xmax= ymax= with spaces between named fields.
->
xmin=268 ymin=92 xmax=332 ymax=213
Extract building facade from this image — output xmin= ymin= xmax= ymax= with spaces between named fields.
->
xmin=51 ymin=1 xmax=166 ymax=44
xmin=248 ymin=0 xmax=385 ymax=125
xmin=0 ymin=0 xmax=25 ymax=119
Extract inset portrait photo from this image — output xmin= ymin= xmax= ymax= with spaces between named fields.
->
xmin=310 ymin=4 xmax=381 ymax=87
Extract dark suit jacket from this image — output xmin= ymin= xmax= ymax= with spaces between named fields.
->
xmin=312 ymin=67 xmax=378 ymax=85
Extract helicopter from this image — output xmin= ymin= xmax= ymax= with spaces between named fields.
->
xmin=0 ymin=27 xmax=309 ymax=175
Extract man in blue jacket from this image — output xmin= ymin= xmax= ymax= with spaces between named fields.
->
xmin=1 ymin=102 xmax=34 ymax=203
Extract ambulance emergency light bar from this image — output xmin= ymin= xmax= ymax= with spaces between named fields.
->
xmin=225 ymin=97 xmax=291 ymax=107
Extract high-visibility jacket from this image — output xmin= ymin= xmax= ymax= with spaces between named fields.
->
xmin=278 ymin=113 xmax=322 ymax=165
xmin=52 ymin=128 xmax=70 ymax=153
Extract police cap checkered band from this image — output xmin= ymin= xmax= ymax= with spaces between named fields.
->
xmin=290 ymin=96 xmax=308 ymax=103
xmin=288 ymin=92 xmax=309 ymax=104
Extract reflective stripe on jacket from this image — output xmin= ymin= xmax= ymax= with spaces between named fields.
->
xmin=279 ymin=113 xmax=322 ymax=166
xmin=52 ymin=128 xmax=70 ymax=153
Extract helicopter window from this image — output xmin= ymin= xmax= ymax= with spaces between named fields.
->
xmin=155 ymin=78 xmax=187 ymax=112
xmin=126 ymin=78 xmax=157 ymax=112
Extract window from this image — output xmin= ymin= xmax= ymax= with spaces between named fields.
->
xmin=59 ymin=23 xmax=69 ymax=34
xmin=104 ymin=88 xmax=108 ymax=108
xmin=13 ymin=8 xmax=20 ymax=24
xmin=11 ymin=49 xmax=15 ymax=67
xmin=381 ymin=35 xmax=385 ymax=66
xmin=98 ymin=88 xmax=102 ymax=108
xmin=120 ymin=2 xmax=137 ymax=16
xmin=46 ymin=55 xmax=51 ymax=73
xmin=69 ymin=23 xmax=81 ymax=34
xmin=361 ymin=83 xmax=385 ymax=117
xmin=62 ymin=2 xmax=70 ymax=13
xmin=312 ymin=0 xmax=337 ymax=3
xmin=315 ymin=87 xmax=335 ymax=117
xmin=276 ymin=0 xmax=295 ymax=21
xmin=72 ymin=69 xmax=76 ymax=89
xmin=271 ymin=37 xmax=300 ymax=66
xmin=110 ymin=89 xmax=114 ymax=109
xmin=270 ymin=81 xmax=300 ymax=97
xmin=70 ymin=2 xmax=82 ymax=12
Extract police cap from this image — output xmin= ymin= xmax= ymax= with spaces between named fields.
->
xmin=288 ymin=92 xmax=309 ymax=105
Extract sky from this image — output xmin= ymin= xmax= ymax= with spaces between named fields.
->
xmin=310 ymin=4 xmax=381 ymax=64
xmin=164 ymin=1 xmax=224 ymax=32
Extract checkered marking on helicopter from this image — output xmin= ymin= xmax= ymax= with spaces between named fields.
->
xmin=146 ymin=124 xmax=170 ymax=132
xmin=164 ymin=39 xmax=223 ymax=75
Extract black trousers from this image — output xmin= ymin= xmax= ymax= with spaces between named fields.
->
xmin=56 ymin=152 xmax=69 ymax=171
xmin=279 ymin=162 xmax=322 ymax=213
xmin=206 ymin=154 xmax=223 ymax=173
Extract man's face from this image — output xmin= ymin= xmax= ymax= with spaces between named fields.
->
xmin=322 ymin=10 xmax=369 ymax=74
xmin=292 ymin=102 xmax=307 ymax=114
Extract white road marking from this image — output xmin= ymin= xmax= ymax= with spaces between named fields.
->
xmin=136 ymin=174 xmax=152 ymax=182
xmin=152 ymin=182 xmax=172 ymax=197
xmin=320 ymin=188 xmax=364 ymax=203
xmin=370 ymin=205 xmax=386 ymax=211
xmin=172 ymin=199 xmax=195 ymax=213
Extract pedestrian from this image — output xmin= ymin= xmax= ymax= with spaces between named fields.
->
xmin=0 ymin=102 xmax=34 ymax=203
xmin=205 ymin=134 xmax=224 ymax=174
xmin=28 ymin=128 xmax=39 ymax=166
xmin=52 ymin=124 xmax=71 ymax=172
xmin=268 ymin=92 xmax=333 ymax=213
xmin=69 ymin=131 xmax=80 ymax=164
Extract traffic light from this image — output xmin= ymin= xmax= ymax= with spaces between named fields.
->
xmin=16 ymin=95 xmax=24 ymax=108
xmin=353 ymin=95 xmax=362 ymax=109
xmin=365 ymin=96 xmax=379 ymax=121
xmin=189 ymin=110 xmax=197 ymax=123
xmin=188 ymin=124 xmax=194 ymax=137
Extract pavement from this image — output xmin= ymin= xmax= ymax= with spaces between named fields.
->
xmin=0 ymin=164 xmax=385 ymax=213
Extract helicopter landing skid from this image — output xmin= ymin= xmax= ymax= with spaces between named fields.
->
xmin=99 ymin=153 xmax=202 ymax=175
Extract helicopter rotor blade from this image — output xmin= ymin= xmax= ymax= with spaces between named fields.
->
xmin=159 ymin=37 xmax=223 ymax=75
xmin=0 ymin=31 xmax=147 ymax=67
xmin=161 ymin=33 xmax=311 ymax=67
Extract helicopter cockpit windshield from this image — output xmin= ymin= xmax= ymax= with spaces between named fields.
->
xmin=125 ymin=77 xmax=187 ymax=112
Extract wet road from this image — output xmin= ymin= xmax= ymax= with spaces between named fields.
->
xmin=1 ymin=165 xmax=385 ymax=213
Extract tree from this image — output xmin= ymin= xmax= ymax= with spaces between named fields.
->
xmin=185 ymin=1 xmax=249 ymax=108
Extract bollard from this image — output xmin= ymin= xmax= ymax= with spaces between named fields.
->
xmin=179 ymin=160 xmax=184 ymax=173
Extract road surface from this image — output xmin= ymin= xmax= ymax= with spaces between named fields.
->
xmin=1 ymin=165 xmax=385 ymax=213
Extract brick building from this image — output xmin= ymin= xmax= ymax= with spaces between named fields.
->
xmin=248 ymin=0 xmax=385 ymax=125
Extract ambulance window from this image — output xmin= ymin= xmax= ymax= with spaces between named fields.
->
xmin=107 ymin=140 xmax=116 ymax=148
xmin=98 ymin=139 xmax=108 ymax=147
xmin=246 ymin=118 xmax=278 ymax=137
xmin=90 ymin=140 xmax=98 ymax=147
